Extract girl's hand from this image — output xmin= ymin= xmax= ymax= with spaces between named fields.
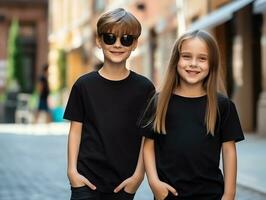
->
xmin=68 ymin=170 xmax=96 ymax=190
xmin=114 ymin=174 xmax=144 ymax=194
xmin=150 ymin=179 xmax=178 ymax=200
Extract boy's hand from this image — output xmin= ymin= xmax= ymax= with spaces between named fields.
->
xmin=150 ymin=179 xmax=177 ymax=200
xmin=68 ymin=171 xmax=96 ymax=190
xmin=114 ymin=175 xmax=143 ymax=194
xmin=221 ymin=193 xmax=235 ymax=200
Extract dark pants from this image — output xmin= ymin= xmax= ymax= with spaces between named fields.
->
xmin=70 ymin=186 xmax=135 ymax=200
xmin=155 ymin=193 xmax=222 ymax=200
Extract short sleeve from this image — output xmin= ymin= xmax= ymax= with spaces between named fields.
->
xmin=63 ymin=83 xmax=84 ymax=123
xmin=220 ymin=100 xmax=244 ymax=143
xmin=142 ymin=123 xmax=156 ymax=139
xmin=138 ymin=93 xmax=157 ymax=140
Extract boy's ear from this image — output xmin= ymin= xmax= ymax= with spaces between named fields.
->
xmin=131 ymin=39 xmax=138 ymax=51
xmin=96 ymin=36 xmax=102 ymax=49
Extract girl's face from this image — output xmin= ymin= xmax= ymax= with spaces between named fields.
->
xmin=177 ymin=37 xmax=209 ymax=89
xmin=96 ymin=28 xmax=137 ymax=65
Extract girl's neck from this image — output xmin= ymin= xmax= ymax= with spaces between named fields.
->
xmin=174 ymin=84 xmax=206 ymax=98
xmin=99 ymin=64 xmax=130 ymax=81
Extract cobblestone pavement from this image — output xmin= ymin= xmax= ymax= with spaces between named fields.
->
xmin=0 ymin=133 xmax=265 ymax=200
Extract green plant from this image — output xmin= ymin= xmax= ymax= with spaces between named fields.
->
xmin=7 ymin=19 xmax=24 ymax=91
xmin=57 ymin=49 xmax=66 ymax=90
xmin=0 ymin=93 xmax=6 ymax=103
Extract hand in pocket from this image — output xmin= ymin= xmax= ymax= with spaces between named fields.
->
xmin=151 ymin=180 xmax=178 ymax=200
xmin=68 ymin=171 xmax=96 ymax=190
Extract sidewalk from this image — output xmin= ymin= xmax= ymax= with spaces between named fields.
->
xmin=237 ymin=133 xmax=266 ymax=194
xmin=0 ymin=123 xmax=265 ymax=195
xmin=0 ymin=122 xmax=69 ymax=135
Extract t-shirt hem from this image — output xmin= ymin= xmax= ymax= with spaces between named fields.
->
xmin=63 ymin=115 xmax=83 ymax=123
xmin=144 ymin=136 xmax=155 ymax=140
xmin=222 ymin=136 xmax=245 ymax=143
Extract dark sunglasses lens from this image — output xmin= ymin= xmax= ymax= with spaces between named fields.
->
xmin=102 ymin=34 xmax=116 ymax=45
xmin=120 ymin=35 xmax=134 ymax=46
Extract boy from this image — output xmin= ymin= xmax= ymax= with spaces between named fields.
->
xmin=64 ymin=8 xmax=155 ymax=200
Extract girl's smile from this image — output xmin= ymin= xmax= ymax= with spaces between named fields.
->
xmin=185 ymin=69 xmax=201 ymax=75
xmin=177 ymin=37 xmax=209 ymax=87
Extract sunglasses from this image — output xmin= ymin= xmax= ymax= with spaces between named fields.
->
xmin=101 ymin=33 xmax=136 ymax=47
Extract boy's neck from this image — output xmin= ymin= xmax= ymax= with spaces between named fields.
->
xmin=99 ymin=64 xmax=130 ymax=81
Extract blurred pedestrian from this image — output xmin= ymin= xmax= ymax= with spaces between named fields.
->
xmin=63 ymin=8 xmax=155 ymax=200
xmin=142 ymin=30 xmax=245 ymax=200
xmin=35 ymin=63 xmax=51 ymax=123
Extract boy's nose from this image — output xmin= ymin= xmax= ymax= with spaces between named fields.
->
xmin=113 ymin=38 xmax=122 ymax=47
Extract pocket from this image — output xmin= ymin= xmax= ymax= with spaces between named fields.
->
xmin=163 ymin=192 xmax=170 ymax=200
xmin=71 ymin=185 xmax=87 ymax=191
xmin=123 ymin=188 xmax=135 ymax=195
xmin=70 ymin=186 xmax=96 ymax=200
xmin=121 ymin=189 xmax=135 ymax=199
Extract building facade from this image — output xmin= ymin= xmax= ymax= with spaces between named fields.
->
xmin=0 ymin=0 xmax=48 ymax=93
xmin=254 ymin=0 xmax=266 ymax=135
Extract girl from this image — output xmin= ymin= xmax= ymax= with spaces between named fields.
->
xmin=142 ymin=30 xmax=244 ymax=200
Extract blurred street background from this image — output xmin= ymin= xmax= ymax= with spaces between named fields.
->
xmin=0 ymin=0 xmax=266 ymax=199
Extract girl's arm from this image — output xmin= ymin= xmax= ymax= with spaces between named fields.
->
xmin=114 ymin=137 xmax=145 ymax=193
xmin=222 ymin=141 xmax=237 ymax=200
xmin=132 ymin=136 xmax=145 ymax=179
xmin=143 ymin=138 xmax=159 ymax=183
xmin=144 ymin=138 xmax=177 ymax=200
xmin=67 ymin=121 xmax=96 ymax=189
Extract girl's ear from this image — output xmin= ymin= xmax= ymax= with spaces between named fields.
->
xmin=96 ymin=36 xmax=102 ymax=49
xmin=131 ymin=39 xmax=138 ymax=51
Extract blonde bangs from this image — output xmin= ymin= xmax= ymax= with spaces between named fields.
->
xmin=103 ymin=21 xmax=140 ymax=37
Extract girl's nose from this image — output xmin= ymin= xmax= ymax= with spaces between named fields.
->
xmin=190 ymin=64 xmax=198 ymax=68
xmin=190 ymin=59 xmax=198 ymax=67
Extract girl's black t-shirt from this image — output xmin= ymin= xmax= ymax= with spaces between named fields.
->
xmin=64 ymin=70 xmax=155 ymax=192
xmin=143 ymin=94 xmax=244 ymax=198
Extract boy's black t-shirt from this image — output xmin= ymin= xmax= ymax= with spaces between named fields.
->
xmin=142 ymin=94 xmax=244 ymax=198
xmin=64 ymin=70 xmax=155 ymax=192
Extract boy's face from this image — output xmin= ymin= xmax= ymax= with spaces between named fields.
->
xmin=96 ymin=31 xmax=138 ymax=65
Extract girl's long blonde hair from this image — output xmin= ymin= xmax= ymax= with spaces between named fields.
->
xmin=154 ymin=30 xmax=225 ymax=135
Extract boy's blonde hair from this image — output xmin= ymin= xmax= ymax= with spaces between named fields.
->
xmin=154 ymin=30 xmax=226 ymax=135
xmin=97 ymin=8 xmax=141 ymax=38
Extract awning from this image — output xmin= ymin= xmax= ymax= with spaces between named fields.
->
xmin=253 ymin=0 xmax=266 ymax=13
xmin=188 ymin=0 xmax=254 ymax=31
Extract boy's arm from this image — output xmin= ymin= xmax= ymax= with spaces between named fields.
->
xmin=143 ymin=138 xmax=177 ymax=199
xmin=114 ymin=137 xmax=145 ymax=193
xmin=67 ymin=121 xmax=96 ymax=189
xmin=67 ymin=121 xmax=82 ymax=174
xmin=221 ymin=141 xmax=237 ymax=200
